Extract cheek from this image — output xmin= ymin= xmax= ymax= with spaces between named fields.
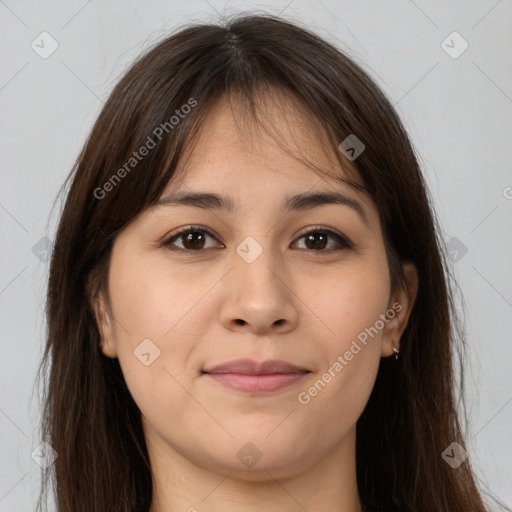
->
xmin=108 ymin=250 xmax=215 ymax=342
xmin=310 ymin=259 xmax=390 ymax=346
xmin=106 ymin=251 xmax=218 ymax=412
xmin=295 ymin=262 xmax=389 ymax=418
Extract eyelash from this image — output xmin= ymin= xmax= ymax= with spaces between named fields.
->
xmin=161 ymin=224 xmax=353 ymax=254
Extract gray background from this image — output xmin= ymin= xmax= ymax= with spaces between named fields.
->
xmin=1 ymin=0 xmax=511 ymax=510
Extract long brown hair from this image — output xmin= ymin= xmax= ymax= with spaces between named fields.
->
xmin=35 ymin=13 xmax=507 ymax=512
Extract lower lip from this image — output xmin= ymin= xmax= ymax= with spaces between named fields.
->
xmin=203 ymin=372 xmax=308 ymax=393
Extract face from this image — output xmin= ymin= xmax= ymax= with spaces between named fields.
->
xmin=91 ymin=94 xmax=417 ymax=481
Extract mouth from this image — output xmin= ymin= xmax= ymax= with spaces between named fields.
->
xmin=201 ymin=358 xmax=312 ymax=393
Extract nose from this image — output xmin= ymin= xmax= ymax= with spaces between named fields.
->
xmin=219 ymin=244 xmax=299 ymax=335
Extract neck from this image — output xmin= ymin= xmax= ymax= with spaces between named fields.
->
xmin=147 ymin=426 xmax=363 ymax=512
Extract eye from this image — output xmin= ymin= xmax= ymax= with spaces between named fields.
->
xmin=162 ymin=226 xmax=221 ymax=252
xmin=293 ymin=226 xmax=353 ymax=252
xmin=161 ymin=225 xmax=353 ymax=253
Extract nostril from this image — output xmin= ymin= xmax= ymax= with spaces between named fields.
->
xmin=235 ymin=319 xmax=246 ymax=326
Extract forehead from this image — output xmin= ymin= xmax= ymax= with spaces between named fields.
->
xmin=169 ymin=92 xmax=365 ymax=197
xmin=146 ymin=94 xmax=379 ymax=232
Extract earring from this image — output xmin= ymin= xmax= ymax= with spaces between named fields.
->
xmin=392 ymin=341 xmax=400 ymax=360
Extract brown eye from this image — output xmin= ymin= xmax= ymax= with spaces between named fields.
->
xmin=162 ymin=225 xmax=352 ymax=254
xmin=163 ymin=227 xmax=220 ymax=251
xmin=180 ymin=231 xmax=207 ymax=250
xmin=294 ymin=228 xmax=352 ymax=252
xmin=304 ymin=232 xmax=328 ymax=250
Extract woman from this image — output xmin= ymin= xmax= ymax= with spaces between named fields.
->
xmin=35 ymin=13 xmax=505 ymax=512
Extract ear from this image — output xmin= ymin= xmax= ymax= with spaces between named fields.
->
xmin=87 ymin=273 xmax=118 ymax=359
xmin=381 ymin=261 xmax=418 ymax=358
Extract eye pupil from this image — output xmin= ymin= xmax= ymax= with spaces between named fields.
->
xmin=183 ymin=231 xmax=205 ymax=250
xmin=305 ymin=233 xmax=327 ymax=250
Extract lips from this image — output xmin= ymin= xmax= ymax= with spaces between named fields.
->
xmin=202 ymin=358 xmax=310 ymax=375
xmin=202 ymin=358 xmax=311 ymax=393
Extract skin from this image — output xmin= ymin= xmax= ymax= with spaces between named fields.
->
xmin=91 ymin=93 xmax=418 ymax=512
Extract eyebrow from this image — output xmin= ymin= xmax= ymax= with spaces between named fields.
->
xmin=154 ymin=190 xmax=370 ymax=227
